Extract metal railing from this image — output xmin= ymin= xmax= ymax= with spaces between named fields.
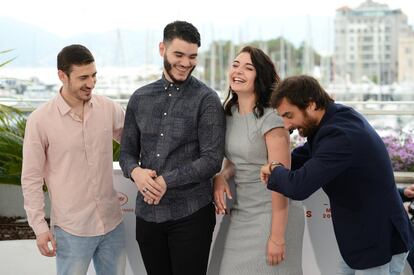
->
xmin=1 ymin=98 xmax=413 ymax=183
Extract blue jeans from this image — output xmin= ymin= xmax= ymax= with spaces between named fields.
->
xmin=336 ymin=252 xmax=408 ymax=275
xmin=54 ymin=222 xmax=126 ymax=275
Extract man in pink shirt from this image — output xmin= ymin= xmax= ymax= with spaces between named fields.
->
xmin=21 ymin=44 xmax=126 ymax=275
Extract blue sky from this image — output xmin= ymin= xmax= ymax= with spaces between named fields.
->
xmin=1 ymin=0 xmax=413 ymax=55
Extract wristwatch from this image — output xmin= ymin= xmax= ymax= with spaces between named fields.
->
xmin=269 ymin=161 xmax=284 ymax=173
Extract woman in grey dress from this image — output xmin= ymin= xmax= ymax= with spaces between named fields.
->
xmin=210 ymin=46 xmax=304 ymax=275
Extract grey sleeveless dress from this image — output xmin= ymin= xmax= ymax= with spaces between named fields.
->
xmin=209 ymin=107 xmax=304 ymax=275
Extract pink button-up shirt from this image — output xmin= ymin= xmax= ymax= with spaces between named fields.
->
xmin=22 ymin=92 xmax=125 ymax=236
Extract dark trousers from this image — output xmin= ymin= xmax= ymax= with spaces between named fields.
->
xmin=136 ymin=203 xmax=216 ymax=275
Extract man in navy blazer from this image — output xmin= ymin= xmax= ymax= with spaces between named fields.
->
xmin=260 ymin=75 xmax=414 ymax=274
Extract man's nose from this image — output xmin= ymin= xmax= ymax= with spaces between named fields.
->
xmin=182 ymin=57 xmax=193 ymax=67
xmin=283 ymin=120 xmax=291 ymax=130
xmin=86 ymin=77 xmax=95 ymax=88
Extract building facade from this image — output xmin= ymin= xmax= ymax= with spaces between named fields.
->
xmin=334 ymin=0 xmax=412 ymax=84
xmin=398 ymin=33 xmax=414 ymax=84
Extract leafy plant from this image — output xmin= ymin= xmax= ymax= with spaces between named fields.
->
xmin=0 ymin=49 xmax=17 ymax=67
xmin=0 ymin=104 xmax=25 ymax=185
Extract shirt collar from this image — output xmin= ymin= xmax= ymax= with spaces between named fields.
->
xmin=318 ymin=102 xmax=336 ymax=127
xmin=56 ymin=88 xmax=96 ymax=116
xmin=161 ymin=73 xmax=193 ymax=91
xmin=56 ymin=89 xmax=71 ymax=116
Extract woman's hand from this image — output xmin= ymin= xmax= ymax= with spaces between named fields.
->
xmin=213 ymin=174 xmax=232 ymax=214
xmin=267 ymin=237 xmax=285 ymax=266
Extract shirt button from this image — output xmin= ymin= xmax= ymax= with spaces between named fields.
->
xmin=168 ymin=94 xmax=172 ymax=97
xmin=160 ymin=133 xmax=164 ymax=137
xmin=164 ymin=112 xmax=167 ymax=116
xmin=177 ymin=87 xmax=179 ymax=90
xmin=156 ymin=154 xmax=160 ymax=157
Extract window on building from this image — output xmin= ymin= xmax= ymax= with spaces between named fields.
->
xmin=362 ymin=45 xmax=373 ymax=51
xmin=363 ymin=54 xmax=373 ymax=60
xmin=363 ymin=36 xmax=373 ymax=42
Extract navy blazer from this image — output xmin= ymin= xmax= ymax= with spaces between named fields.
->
xmin=268 ymin=103 xmax=414 ymax=269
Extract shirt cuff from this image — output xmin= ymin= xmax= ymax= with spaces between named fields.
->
xmin=128 ymin=164 xmax=140 ymax=180
xmin=33 ymin=220 xmax=50 ymax=236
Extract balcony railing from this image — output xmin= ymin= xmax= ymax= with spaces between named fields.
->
xmin=1 ymin=98 xmax=413 ymax=183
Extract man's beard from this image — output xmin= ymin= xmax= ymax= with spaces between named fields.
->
xmin=298 ymin=111 xmax=319 ymax=137
xmin=163 ymin=56 xmax=195 ymax=84
xmin=68 ymin=81 xmax=92 ymax=102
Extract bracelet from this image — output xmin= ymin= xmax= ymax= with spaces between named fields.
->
xmin=268 ymin=237 xmax=285 ymax=246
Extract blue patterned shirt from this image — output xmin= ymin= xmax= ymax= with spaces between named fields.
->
xmin=119 ymin=75 xmax=225 ymax=222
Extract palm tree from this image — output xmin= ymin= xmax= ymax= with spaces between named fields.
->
xmin=0 ymin=49 xmax=23 ymax=185
xmin=0 ymin=104 xmax=25 ymax=185
xmin=0 ymin=49 xmax=16 ymax=67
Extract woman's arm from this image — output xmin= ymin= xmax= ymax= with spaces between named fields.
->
xmin=264 ymin=127 xmax=291 ymax=265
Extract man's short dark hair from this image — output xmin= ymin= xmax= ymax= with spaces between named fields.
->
xmin=163 ymin=21 xmax=201 ymax=47
xmin=57 ymin=44 xmax=95 ymax=76
xmin=270 ymin=75 xmax=334 ymax=110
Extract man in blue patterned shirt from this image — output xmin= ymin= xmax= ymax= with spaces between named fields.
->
xmin=119 ymin=21 xmax=225 ymax=275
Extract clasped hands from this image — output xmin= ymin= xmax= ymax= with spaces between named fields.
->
xmin=131 ymin=167 xmax=167 ymax=205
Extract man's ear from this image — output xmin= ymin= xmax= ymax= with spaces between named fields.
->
xmin=308 ymin=101 xmax=317 ymax=111
xmin=159 ymin=42 xmax=165 ymax=57
xmin=58 ymin=70 xmax=68 ymax=83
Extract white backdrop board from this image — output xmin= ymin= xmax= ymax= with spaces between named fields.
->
xmin=86 ymin=164 xmax=412 ymax=275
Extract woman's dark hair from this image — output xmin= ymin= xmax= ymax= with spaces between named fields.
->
xmin=224 ymin=46 xmax=280 ymax=118
xmin=270 ymin=75 xmax=334 ymax=110
xmin=57 ymin=44 xmax=94 ymax=76
xmin=163 ymin=21 xmax=200 ymax=47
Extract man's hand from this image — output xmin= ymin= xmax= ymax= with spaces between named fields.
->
xmin=260 ymin=163 xmax=272 ymax=184
xmin=147 ymin=176 xmax=167 ymax=205
xmin=404 ymin=184 xmax=414 ymax=199
xmin=36 ymin=230 xmax=56 ymax=257
xmin=213 ymin=174 xmax=232 ymax=214
xmin=131 ymin=167 xmax=160 ymax=202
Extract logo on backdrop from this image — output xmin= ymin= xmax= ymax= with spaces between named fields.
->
xmin=117 ymin=192 xmax=128 ymax=206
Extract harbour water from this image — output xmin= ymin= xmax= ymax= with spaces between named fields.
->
xmin=1 ymin=67 xmax=414 ymax=134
